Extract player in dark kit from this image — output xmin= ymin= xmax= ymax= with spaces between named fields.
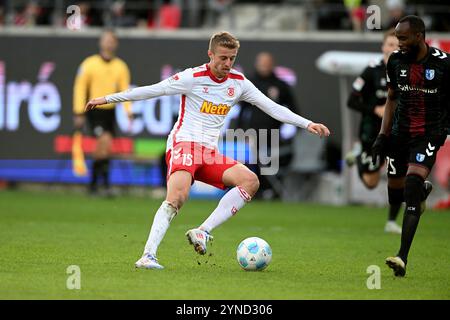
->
xmin=371 ymin=15 xmax=449 ymax=277
xmin=347 ymin=29 xmax=401 ymax=234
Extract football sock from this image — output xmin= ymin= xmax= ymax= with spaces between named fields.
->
xmin=398 ymin=210 xmax=419 ymax=265
xmin=100 ymin=159 xmax=110 ymax=189
xmin=143 ymin=201 xmax=177 ymax=256
xmin=90 ymin=160 xmax=102 ymax=191
xmin=397 ymin=175 xmax=425 ymax=264
xmin=388 ymin=187 xmax=404 ymax=221
xmin=388 ymin=203 xmax=402 ymax=221
xmin=200 ymin=186 xmax=251 ymax=233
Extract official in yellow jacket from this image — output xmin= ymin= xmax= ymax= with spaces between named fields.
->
xmin=73 ymin=29 xmax=131 ymax=196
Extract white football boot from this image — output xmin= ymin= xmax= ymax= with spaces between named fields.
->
xmin=135 ymin=253 xmax=164 ymax=269
xmin=385 ymin=256 xmax=406 ymax=277
xmin=185 ymin=228 xmax=213 ymax=255
xmin=384 ymin=221 xmax=402 ymax=234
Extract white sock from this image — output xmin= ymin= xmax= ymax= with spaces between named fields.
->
xmin=143 ymin=201 xmax=177 ymax=257
xmin=200 ymin=186 xmax=251 ymax=233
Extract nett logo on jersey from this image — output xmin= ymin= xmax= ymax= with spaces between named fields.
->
xmin=200 ymin=100 xmax=231 ymax=115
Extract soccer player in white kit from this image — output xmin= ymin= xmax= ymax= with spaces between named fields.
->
xmin=85 ymin=31 xmax=331 ymax=269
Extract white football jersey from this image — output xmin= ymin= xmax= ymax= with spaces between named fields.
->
xmin=106 ymin=63 xmax=312 ymax=150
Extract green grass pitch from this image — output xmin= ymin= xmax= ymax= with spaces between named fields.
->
xmin=0 ymin=190 xmax=449 ymax=300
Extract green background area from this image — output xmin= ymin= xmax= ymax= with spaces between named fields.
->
xmin=1 ymin=190 xmax=449 ymax=300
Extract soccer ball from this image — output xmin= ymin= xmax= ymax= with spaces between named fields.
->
xmin=236 ymin=237 xmax=272 ymax=271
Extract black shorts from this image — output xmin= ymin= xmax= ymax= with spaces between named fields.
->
xmin=386 ymin=135 xmax=447 ymax=178
xmin=86 ymin=109 xmax=116 ymax=137
xmin=357 ymin=143 xmax=384 ymax=176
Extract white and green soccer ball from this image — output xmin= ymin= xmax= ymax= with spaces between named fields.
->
xmin=236 ymin=237 xmax=272 ymax=271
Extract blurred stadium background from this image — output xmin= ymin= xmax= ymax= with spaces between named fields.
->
xmin=0 ymin=0 xmax=449 ymax=205
xmin=1 ymin=0 xmax=450 ymax=300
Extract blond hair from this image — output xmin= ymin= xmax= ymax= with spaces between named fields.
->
xmin=209 ymin=31 xmax=240 ymax=52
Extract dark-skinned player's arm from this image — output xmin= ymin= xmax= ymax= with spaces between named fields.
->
xmin=371 ymin=87 xmax=397 ymax=165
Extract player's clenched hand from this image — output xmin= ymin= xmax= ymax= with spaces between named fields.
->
xmin=84 ymin=97 xmax=107 ymax=112
xmin=371 ymin=133 xmax=388 ymax=166
xmin=307 ymin=123 xmax=331 ymax=138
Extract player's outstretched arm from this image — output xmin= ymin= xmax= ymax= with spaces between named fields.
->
xmin=84 ymin=83 xmax=166 ymax=112
xmin=84 ymin=70 xmax=193 ymax=113
xmin=84 ymin=97 xmax=107 ymax=112
xmin=371 ymin=88 xmax=397 ymax=165
xmin=306 ymin=122 xmax=331 ymax=138
xmin=241 ymin=79 xmax=331 ymax=138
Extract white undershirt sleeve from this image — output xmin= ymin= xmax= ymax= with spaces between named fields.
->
xmin=240 ymin=78 xmax=312 ymax=129
xmin=105 ymin=68 xmax=194 ymax=103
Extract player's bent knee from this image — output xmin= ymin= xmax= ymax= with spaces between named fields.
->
xmin=166 ymin=189 xmax=190 ymax=210
xmin=404 ymin=175 xmax=424 ymax=212
xmin=241 ymin=171 xmax=259 ymax=196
